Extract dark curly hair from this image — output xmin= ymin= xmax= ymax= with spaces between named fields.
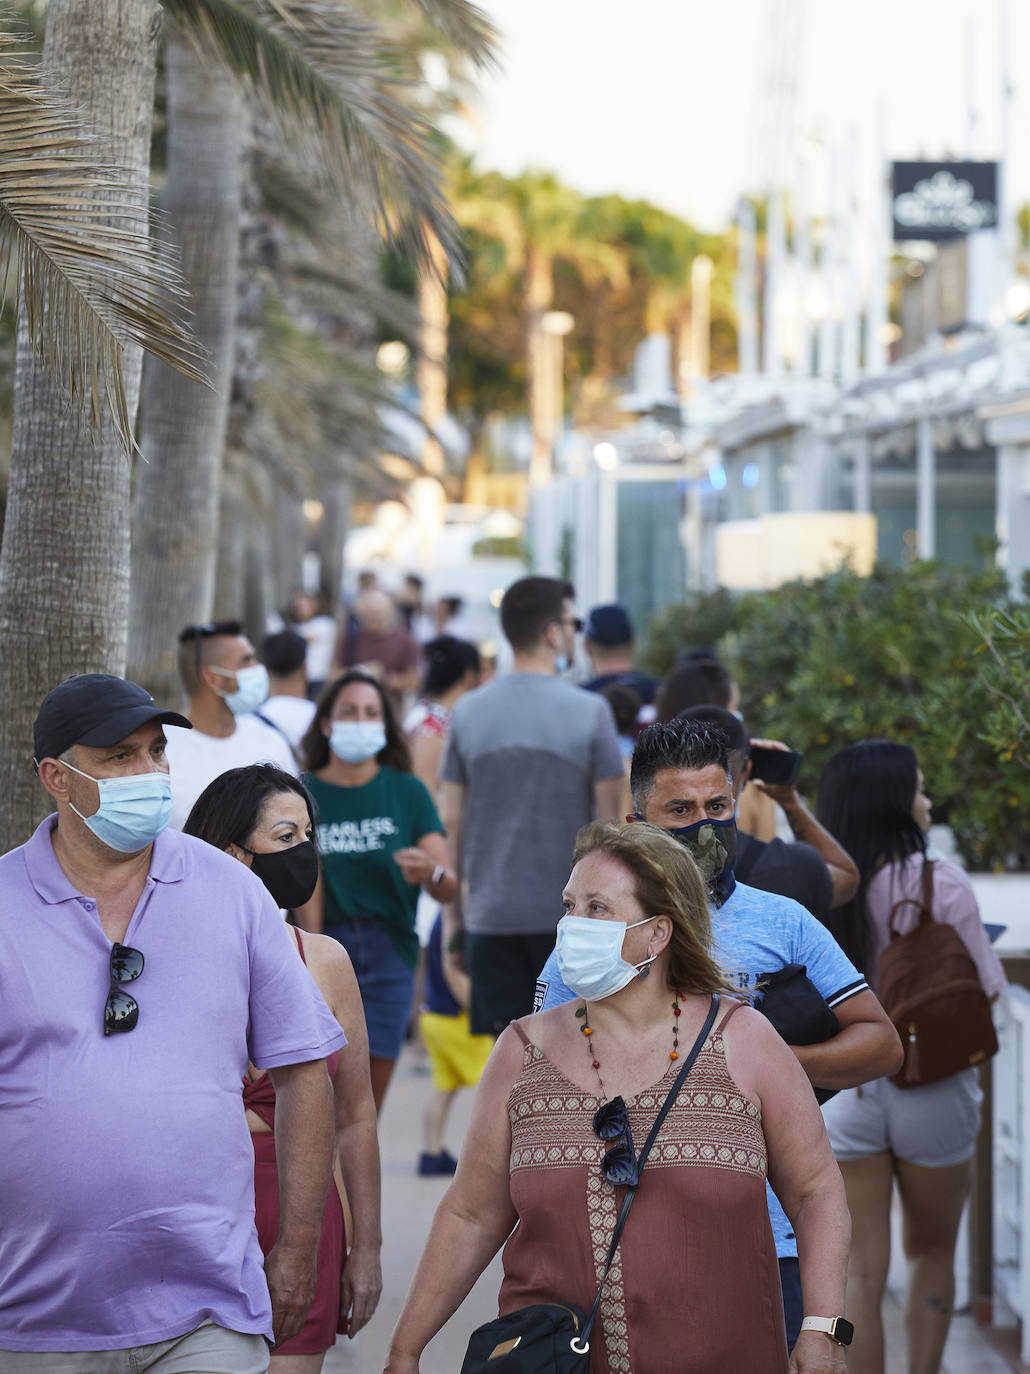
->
xmin=630 ymin=718 xmax=731 ymax=810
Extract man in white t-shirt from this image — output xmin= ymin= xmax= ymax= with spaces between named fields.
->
xmin=258 ymin=630 xmax=317 ymax=756
xmin=164 ymin=621 xmax=297 ymax=828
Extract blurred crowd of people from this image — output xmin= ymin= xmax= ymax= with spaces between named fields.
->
xmin=0 ymin=569 xmax=1007 ymax=1374
xmin=279 ymin=573 xmax=484 ymax=717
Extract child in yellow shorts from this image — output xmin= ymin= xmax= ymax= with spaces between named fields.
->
xmin=418 ymin=913 xmax=494 ymax=1175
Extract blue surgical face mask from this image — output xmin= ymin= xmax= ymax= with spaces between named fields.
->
xmin=554 ymin=654 xmax=571 ymax=675
xmin=210 ymin=663 xmax=269 ymax=716
xmin=555 ymin=914 xmax=657 ymax=1002
xmin=330 ymin=720 xmax=387 ymax=763
xmin=63 ymin=761 xmax=172 ymax=853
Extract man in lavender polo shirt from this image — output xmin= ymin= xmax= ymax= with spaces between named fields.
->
xmin=0 ymin=675 xmax=346 ymax=1373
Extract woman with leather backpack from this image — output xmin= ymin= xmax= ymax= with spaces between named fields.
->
xmin=816 ymin=741 xmax=1006 ymax=1374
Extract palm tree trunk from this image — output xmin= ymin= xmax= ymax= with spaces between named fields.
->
xmin=128 ymin=29 xmax=243 ymax=700
xmin=240 ymin=456 xmax=273 ymax=642
xmin=0 ymin=0 xmax=161 ymax=844
xmin=272 ymin=474 xmax=306 ymax=615
xmin=318 ymin=471 xmax=352 ymax=617
xmin=214 ymin=446 xmax=247 ymax=621
xmin=244 ymin=534 xmax=273 ymax=645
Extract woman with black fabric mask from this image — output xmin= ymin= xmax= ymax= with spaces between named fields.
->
xmin=184 ymin=764 xmax=382 ymax=1371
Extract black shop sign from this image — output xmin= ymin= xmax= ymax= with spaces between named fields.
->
xmin=891 ymin=161 xmax=998 ymax=241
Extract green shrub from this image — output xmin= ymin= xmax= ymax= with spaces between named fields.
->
xmin=638 ymin=588 xmax=741 ymax=676
xmin=930 ymin=600 xmax=1030 ymax=869
xmin=642 ymin=559 xmax=1030 ymax=870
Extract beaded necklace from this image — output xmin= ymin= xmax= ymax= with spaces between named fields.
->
xmin=576 ymin=992 xmax=683 ymax=1102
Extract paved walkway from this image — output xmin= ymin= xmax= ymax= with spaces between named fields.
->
xmin=325 ymin=1048 xmax=1018 ymax=1373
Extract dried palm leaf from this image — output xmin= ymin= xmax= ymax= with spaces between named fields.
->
xmin=163 ymin=0 xmax=467 ymax=271
xmin=407 ymin=0 xmax=499 ymax=71
xmin=0 ymin=30 xmax=207 ymax=453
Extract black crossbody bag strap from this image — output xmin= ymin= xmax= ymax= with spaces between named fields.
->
xmin=573 ymin=993 xmax=722 ymax=1353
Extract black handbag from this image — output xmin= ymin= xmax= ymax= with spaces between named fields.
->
xmin=460 ymin=995 xmax=721 ymax=1373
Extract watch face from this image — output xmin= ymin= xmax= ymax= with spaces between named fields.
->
xmin=832 ymin=1317 xmax=855 ymax=1347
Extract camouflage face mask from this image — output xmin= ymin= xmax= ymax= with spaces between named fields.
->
xmin=661 ymin=815 xmax=738 ymax=908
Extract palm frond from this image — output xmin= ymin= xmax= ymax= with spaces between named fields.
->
xmin=163 ymin=0 xmax=461 ymax=271
xmin=408 ymin=0 xmax=499 ymax=70
xmin=0 ymin=30 xmax=207 ymax=453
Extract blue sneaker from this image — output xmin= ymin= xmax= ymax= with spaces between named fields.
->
xmin=437 ymin=1149 xmax=458 ymax=1174
xmin=417 ymin=1150 xmax=459 ymax=1176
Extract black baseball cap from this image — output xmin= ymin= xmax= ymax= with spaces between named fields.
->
xmin=584 ymin=603 xmax=634 ymax=646
xmin=33 ymin=674 xmax=191 ymax=763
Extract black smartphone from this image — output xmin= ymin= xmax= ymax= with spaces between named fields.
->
xmin=749 ymin=745 xmax=803 ymax=787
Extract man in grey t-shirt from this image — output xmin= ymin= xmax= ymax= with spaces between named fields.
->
xmin=440 ymin=576 xmax=624 ymax=1034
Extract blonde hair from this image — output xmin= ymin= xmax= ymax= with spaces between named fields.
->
xmin=573 ymin=819 xmax=738 ymax=998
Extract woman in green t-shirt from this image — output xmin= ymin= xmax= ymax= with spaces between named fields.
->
xmin=298 ymin=671 xmax=458 ymax=1112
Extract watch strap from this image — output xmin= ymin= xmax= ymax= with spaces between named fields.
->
xmin=800 ymin=1316 xmax=852 ymax=1346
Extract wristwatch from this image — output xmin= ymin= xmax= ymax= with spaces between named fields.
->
xmin=430 ymin=864 xmax=446 ymax=887
xmin=800 ymin=1316 xmax=854 ymax=1346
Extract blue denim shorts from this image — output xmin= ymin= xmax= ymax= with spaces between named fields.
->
xmin=324 ymin=919 xmax=415 ymax=1061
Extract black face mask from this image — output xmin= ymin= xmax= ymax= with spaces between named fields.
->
xmin=243 ymin=840 xmax=320 ymax=910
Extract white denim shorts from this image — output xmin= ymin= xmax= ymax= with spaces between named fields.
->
xmin=821 ymin=1068 xmax=983 ymax=1168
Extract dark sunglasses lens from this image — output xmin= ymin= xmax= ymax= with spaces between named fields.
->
xmin=105 ymin=989 xmax=139 ymax=1035
xmin=593 ymin=1097 xmax=629 ymax=1142
xmin=602 ymin=1143 xmax=639 ymax=1188
xmin=110 ymin=945 xmax=144 ymax=983
xmin=573 ymin=618 xmax=583 ymax=632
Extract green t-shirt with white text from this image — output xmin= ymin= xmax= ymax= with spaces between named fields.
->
xmin=305 ymin=766 xmax=443 ymax=968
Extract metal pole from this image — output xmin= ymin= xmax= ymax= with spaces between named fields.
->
xmin=818 ymin=145 xmax=840 ymax=381
xmin=794 ymin=150 xmax=813 ymax=377
xmin=916 ymin=415 xmax=936 ymax=557
xmin=965 ymin=12 xmax=978 ymax=157
xmin=996 ymin=0 xmax=1011 ymax=321
xmin=764 ymin=188 xmax=785 ymax=376
xmin=689 ymin=254 xmax=713 ymax=383
xmin=854 ymin=432 xmax=872 ymax=513
xmin=865 ymin=102 xmax=890 ymax=374
xmin=597 ymin=467 xmax=618 ymax=602
xmin=841 ymin=126 xmax=860 ymax=386
xmin=736 ymin=200 xmax=759 ymax=373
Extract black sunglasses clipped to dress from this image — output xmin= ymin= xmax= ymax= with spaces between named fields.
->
xmin=105 ymin=943 xmax=144 ymax=1035
xmin=593 ymin=1096 xmax=640 ymax=1188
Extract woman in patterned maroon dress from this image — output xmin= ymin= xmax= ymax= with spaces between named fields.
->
xmin=385 ymin=820 xmax=850 ymax=1374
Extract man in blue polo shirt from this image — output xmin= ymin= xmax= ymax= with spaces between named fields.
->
xmin=0 ymin=674 xmax=346 ymax=1371
xmin=536 ymin=718 xmax=902 ymax=1350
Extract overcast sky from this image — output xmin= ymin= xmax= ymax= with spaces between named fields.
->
xmin=459 ymin=0 xmax=1030 ymax=236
